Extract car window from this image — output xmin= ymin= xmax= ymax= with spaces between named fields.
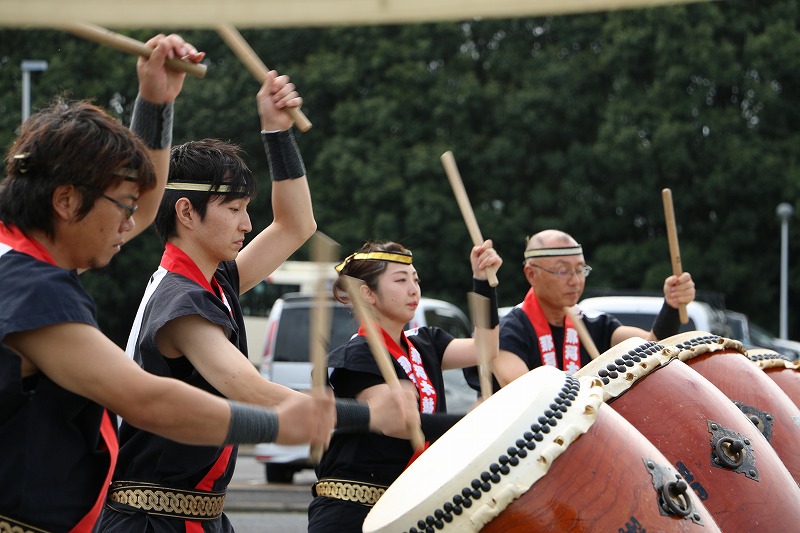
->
xmin=424 ymin=308 xmax=471 ymax=339
xmin=273 ymin=305 xmax=358 ymax=363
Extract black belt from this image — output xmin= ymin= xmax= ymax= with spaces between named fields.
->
xmin=105 ymin=481 xmax=225 ymax=520
xmin=312 ymin=478 xmax=387 ymax=507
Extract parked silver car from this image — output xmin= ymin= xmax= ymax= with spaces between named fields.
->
xmin=255 ymin=292 xmax=476 ymax=483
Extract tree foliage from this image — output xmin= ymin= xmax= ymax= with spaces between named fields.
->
xmin=1 ymin=0 xmax=798 ymax=345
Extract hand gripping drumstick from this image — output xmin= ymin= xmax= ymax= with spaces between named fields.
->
xmin=61 ymin=23 xmax=207 ymax=79
xmin=564 ymin=307 xmax=601 ymax=360
xmin=309 ymin=232 xmax=340 ymax=463
xmin=340 ymin=275 xmax=426 ymax=451
xmin=440 ymin=151 xmax=499 ymax=287
xmin=216 ymin=24 xmax=312 ymax=132
xmin=661 ymin=188 xmax=689 ymax=324
xmin=468 ymin=293 xmax=495 ymax=400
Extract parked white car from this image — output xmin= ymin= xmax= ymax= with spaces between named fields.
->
xmin=577 ymin=295 xmax=729 ymax=336
xmin=254 ymin=293 xmax=477 ymax=483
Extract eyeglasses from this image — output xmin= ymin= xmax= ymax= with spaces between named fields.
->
xmin=530 ymin=263 xmax=592 ymax=279
xmin=101 ymin=194 xmax=138 ymax=220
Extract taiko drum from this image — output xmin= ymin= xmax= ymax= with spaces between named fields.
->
xmin=662 ymin=332 xmax=800 ymax=483
xmin=363 ymin=365 xmax=720 ymax=533
xmin=575 ymin=337 xmax=800 ymax=533
xmin=748 ymin=347 xmax=800 ymax=409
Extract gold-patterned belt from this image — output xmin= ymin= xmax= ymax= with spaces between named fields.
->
xmin=105 ymin=481 xmax=225 ymax=520
xmin=0 ymin=514 xmax=51 ymax=533
xmin=312 ymin=478 xmax=387 ymax=507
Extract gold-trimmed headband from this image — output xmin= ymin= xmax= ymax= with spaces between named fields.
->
xmin=14 ymin=153 xmax=138 ymax=180
xmin=524 ymin=245 xmax=583 ymax=260
xmin=116 ymin=167 xmax=139 ymax=180
xmin=335 ymin=251 xmax=413 ymax=273
xmin=13 ymin=152 xmax=31 ymax=174
xmin=165 ymin=182 xmax=241 ymax=193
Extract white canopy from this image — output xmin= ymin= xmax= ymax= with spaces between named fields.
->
xmin=2 ymin=0 xmax=712 ymax=28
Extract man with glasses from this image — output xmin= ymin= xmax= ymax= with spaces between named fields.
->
xmin=480 ymin=229 xmax=695 ymax=390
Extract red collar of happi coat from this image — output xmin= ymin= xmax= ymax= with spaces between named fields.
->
xmin=357 ymin=323 xmax=437 ymax=414
xmin=159 ymin=243 xmax=231 ymax=316
xmin=0 ymin=223 xmax=58 ymax=266
xmin=520 ymin=288 xmax=582 ymax=374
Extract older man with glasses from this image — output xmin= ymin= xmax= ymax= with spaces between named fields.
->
xmin=472 ymin=229 xmax=695 ymax=392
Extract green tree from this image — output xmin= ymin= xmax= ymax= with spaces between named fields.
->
xmin=2 ymin=0 xmax=800 ymax=344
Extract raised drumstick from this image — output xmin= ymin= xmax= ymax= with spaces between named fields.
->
xmin=468 ymin=292 xmax=495 ymax=399
xmin=62 ymin=22 xmax=207 ymax=79
xmin=564 ymin=306 xmax=601 ymax=360
xmin=661 ymin=188 xmax=689 ymax=324
xmin=309 ymin=232 xmax=340 ymax=463
xmin=340 ymin=275 xmax=425 ymax=451
xmin=216 ymin=24 xmax=312 ymax=132
xmin=440 ymin=151 xmax=499 ymax=287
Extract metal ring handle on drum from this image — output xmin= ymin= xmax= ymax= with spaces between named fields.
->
xmin=660 ymin=479 xmax=692 ymax=518
xmin=714 ymin=436 xmax=746 ymax=469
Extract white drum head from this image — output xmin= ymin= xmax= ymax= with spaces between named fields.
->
xmin=363 ymin=365 xmax=604 ymax=533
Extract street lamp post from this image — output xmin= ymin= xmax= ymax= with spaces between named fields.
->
xmin=776 ymin=202 xmax=794 ymax=340
xmin=21 ymin=59 xmax=49 ymax=124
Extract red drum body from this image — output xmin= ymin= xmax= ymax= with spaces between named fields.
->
xmin=663 ymin=332 xmax=800 ymax=483
xmin=363 ymin=365 xmax=719 ymax=533
xmin=576 ymin=337 xmax=800 ymax=533
xmin=749 ymin=347 xmax=800 ymax=409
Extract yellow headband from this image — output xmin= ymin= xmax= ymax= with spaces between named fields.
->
xmin=524 ymin=245 xmax=583 ymax=260
xmin=335 ymin=251 xmax=413 ymax=273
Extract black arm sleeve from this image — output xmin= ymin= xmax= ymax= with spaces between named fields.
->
xmin=651 ymin=301 xmax=681 ymax=340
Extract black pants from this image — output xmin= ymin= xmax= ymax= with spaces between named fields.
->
xmin=307 ymin=497 xmax=371 ymax=533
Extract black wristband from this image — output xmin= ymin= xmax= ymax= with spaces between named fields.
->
xmin=334 ymin=398 xmax=371 ymax=433
xmin=651 ymin=301 xmax=681 ymax=340
xmin=130 ymin=95 xmax=173 ymax=150
xmin=262 ymin=129 xmax=306 ymax=181
xmin=225 ymin=401 xmax=279 ymax=444
xmin=472 ymin=278 xmax=499 ymax=328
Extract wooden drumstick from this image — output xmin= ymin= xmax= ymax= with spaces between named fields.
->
xmin=468 ymin=292 xmax=495 ymax=400
xmin=309 ymin=232 xmax=340 ymax=463
xmin=564 ymin=306 xmax=601 ymax=360
xmin=440 ymin=151 xmax=499 ymax=287
xmin=340 ymin=275 xmax=426 ymax=451
xmin=216 ymin=24 xmax=312 ymax=132
xmin=661 ymin=188 xmax=689 ymax=324
xmin=61 ymin=22 xmax=207 ymax=79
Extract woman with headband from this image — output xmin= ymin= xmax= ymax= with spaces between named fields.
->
xmin=307 ymin=239 xmax=502 ymax=532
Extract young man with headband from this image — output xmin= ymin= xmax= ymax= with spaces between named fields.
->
xmin=100 ymin=73 xmax=417 ymax=532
